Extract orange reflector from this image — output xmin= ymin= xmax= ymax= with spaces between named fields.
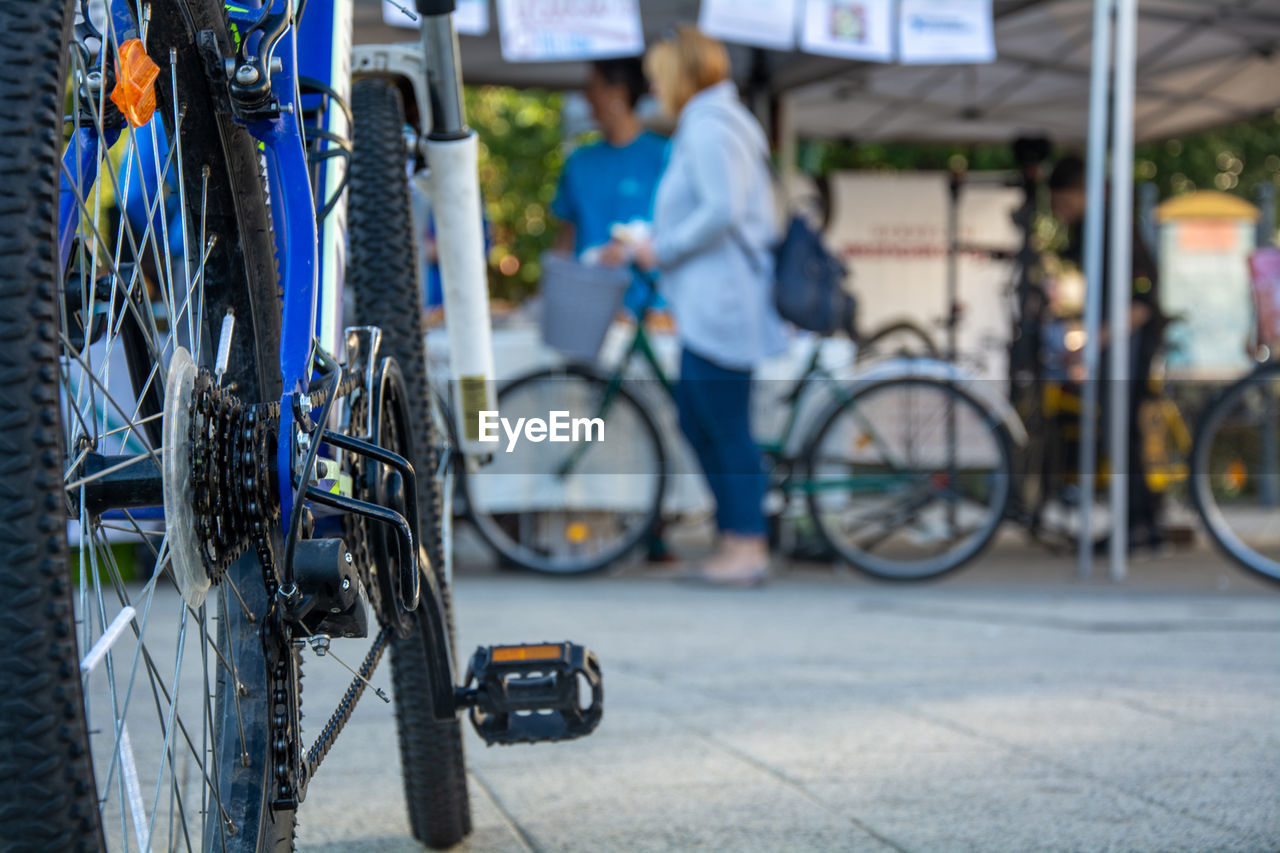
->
xmin=565 ymin=521 xmax=590 ymax=544
xmin=492 ymin=644 xmax=563 ymax=663
xmin=110 ymin=39 xmax=160 ymax=128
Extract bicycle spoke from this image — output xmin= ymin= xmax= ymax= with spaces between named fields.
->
xmin=77 ymin=483 xmax=236 ymax=846
xmin=221 ymin=571 xmax=255 ymax=623
xmin=59 ymin=333 xmax=164 ymax=467
xmin=217 ymin=584 xmax=251 ymax=765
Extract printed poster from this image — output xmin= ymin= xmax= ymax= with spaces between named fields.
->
xmin=697 ymin=0 xmax=800 ymax=52
xmin=382 ymin=0 xmax=490 ymax=36
xmin=898 ymin=0 xmax=996 ymax=64
xmin=799 ymin=0 xmax=893 ymax=62
xmin=496 ymin=0 xmax=644 ymax=62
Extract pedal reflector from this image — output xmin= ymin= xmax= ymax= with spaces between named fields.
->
xmin=491 ymin=643 xmax=565 ymax=663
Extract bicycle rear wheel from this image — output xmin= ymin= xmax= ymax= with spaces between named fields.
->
xmin=805 ymin=378 xmax=1011 ymax=581
xmin=1191 ymin=363 xmax=1280 ymax=585
xmin=0 ymin=2 xmax=293 ymax=850
xmin=857 ymin=319 xmax=939 ymax=362
xmin=466 ymin=365 xmax=666 ymax=574
xmin=347 ymin=77 xmax=471 ymax=848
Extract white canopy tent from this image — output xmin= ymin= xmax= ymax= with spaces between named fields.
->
xmin=354 ymin=0 xmax=1280 ymax=580
xmin=787 ymin=0 xmax=1280 ymax=144
xmin=355 ymin=0 xmax=1280 ymax=144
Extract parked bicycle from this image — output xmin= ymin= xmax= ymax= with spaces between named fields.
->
xmin=464 ymin=276 xmax=1015 ymax=581
xmin=0 ymin=3 xmax=601 ymax=850
xmin=1191 ymin=358 xmax=1280 ymax=585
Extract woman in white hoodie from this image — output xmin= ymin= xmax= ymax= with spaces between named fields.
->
xmin=629 ymin=27 xmax=785 ymax=585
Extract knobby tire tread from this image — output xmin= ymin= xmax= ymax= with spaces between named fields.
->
xmin=0 ymin=8 xmax=104 ymax=850
xmin=348 ymin=77 xmax=472 ymax=850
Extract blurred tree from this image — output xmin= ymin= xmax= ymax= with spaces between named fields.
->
xmin=466 ymin=86 xmax=565 ymax=302
xmin=1135 ymin=108 xmax=1280 ymax=235
xmin=797 ymin=138 xmax=1019 ymax=174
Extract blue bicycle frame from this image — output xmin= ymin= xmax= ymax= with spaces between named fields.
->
xmin=61 ymin=0 xmax=358 ymax=526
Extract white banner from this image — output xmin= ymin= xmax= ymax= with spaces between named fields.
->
xmin=697 ymin=0 xmax=800 ymax=52
xmin=826 ymin=171 xmax=1019 ymax=379
xmin=799 ymin=0 xmax=893 ymax=62
xmin=899 ymin=0 xmax=996 ymax=64
xmin=382 ymin=0 xmax=491 ymax=36
xmin=496 ymin=0 xmax=644 ymax=63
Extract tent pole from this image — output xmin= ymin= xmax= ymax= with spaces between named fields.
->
xmin=1077 ymin=0 xmax=1114 ymax=581
xmin=1107 ymin=0 xmax=1138 ymax=582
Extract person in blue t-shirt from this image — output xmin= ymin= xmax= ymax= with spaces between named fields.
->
xmin=551 ymin=58 xmax=668 ymax=316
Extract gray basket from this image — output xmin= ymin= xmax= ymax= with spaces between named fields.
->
xmin=539 ymin=251 xmax=631 ymax=361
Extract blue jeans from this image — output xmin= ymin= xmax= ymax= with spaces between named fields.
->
xmin=676 ymin=348 xmax=767 ymax=537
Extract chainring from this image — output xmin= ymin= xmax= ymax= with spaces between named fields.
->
xmin=343 ymin=357 xmax=419 ymax=636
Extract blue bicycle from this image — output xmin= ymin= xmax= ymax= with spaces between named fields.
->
xmin=0 ymin=2 xmax=602 ymax=849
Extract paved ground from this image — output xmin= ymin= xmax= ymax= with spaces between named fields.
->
xmin=294 ymin=541 xmax=1280 ymax=853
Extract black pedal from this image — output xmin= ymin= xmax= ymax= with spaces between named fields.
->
xmin=460 ymin=642 xmax=603 ymax=746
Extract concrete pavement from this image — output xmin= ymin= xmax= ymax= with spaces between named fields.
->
xmin=295 ymin=543 xmax=1280 ymax=852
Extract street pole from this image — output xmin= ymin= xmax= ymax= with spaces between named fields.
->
xmin=1107 ymin=0 xmax=1139 ymax=582
xmin=1077 ymin=0 xmax=1114 ymax=580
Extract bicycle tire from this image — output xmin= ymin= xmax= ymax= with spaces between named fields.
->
xmin=466 ymin=365 xmax=666 ymax=575
xmin=0 ymin=2 xmax=293 ymax=850
xmin=1190 ymin=363 xmax=1280 ymax=586
xmin=857 ymin=319 xmax=939 ymax=361
xmin=804 ymin=377 xmax=1012 ymax=581
xmin=347 ymin=78 xmax=472 ymax=847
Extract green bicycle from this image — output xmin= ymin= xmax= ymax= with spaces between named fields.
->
xmin=465 ymin=285 xmax=1015 ymax=581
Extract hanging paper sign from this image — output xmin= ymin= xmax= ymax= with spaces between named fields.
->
xmin=697 ymin=0 xmax=800 ymax=52
xmin=496 ymin=0 xmax=644 ymax=62
xmin=382 ymin=0 xmax=491 ymax=36
xmin=799 ymin=0 xmax=893 ymax=62
xmin=898 ymin=0 xmax=996 ymax=64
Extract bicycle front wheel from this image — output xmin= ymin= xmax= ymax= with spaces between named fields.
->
xmin=1191 ymin=363 xmax=1280 ymax=585
xmin=0 ymin=2 xmax=293 ymax=850
xmin=466 ymin=365 xmax=666 ymax=574
xmin=805 ymin=378 xmax=1012 ymax=581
